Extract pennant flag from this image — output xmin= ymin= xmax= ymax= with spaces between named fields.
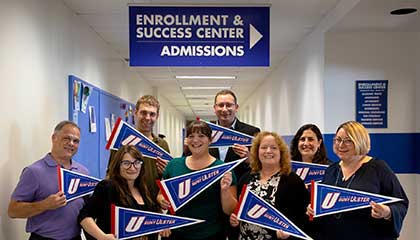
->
xmin=312 ymin=182 xmax=403 ymax=218
xmin=204 ymin=120 xmax=254 ymax=147
xmin=111 ymin=204 xmax=204 ymax=240
xmin=106 ymin=117 xmax=173 ymax=161
xmin=235 ymin=186 xmax=312 ymax=240
xmin=57 ymin=166 xmax=101 ymax=202
xmin=157 ymin=158 xmax=246 ymax=214
xmin=292 ymin=161 xmax=328 ymax=185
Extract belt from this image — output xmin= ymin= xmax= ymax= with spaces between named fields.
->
xmin=29 ymin=233 xmax=82 ymax=240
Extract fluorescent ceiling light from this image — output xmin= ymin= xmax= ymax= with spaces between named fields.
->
xmin=176 ymin=76 xmax=236 ymax=80
xmin=181 ymin=86 xmax=231 ymax=90
xmin=185 ymin=95 xmax=214 ymax=99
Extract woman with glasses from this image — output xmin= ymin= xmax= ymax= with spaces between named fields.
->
xmin=158 ymin=120 xmax=237 ymax=240
xmin=290 ymin=124 xmax=331 ymax=165
xmin=307 ymin=121 xmax=409 ymax=239
xmin=78 ymin=145 xmax=162 ymax=240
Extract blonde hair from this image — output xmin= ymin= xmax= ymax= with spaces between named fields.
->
xmin=336 ymin=121 xmax=371 ymax=155
xmin=250 ymin=131 xmax=291 ymax=175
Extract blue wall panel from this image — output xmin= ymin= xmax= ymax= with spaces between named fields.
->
xmin=68 ymin=76 xmax=135 ymax=179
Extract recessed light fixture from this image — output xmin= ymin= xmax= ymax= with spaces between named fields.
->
xmin=390 ymin=8 xmax=418 ymax=15
xmin=181 ymin=86 xmax=231 ymax=90
xmin=176 ymin=76 xmax=236 ymax=80
xmin=185 ymin=95 xmax=214 ymax=99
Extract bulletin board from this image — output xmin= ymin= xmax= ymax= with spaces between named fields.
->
xmin=68 ymin=75 xmax=136 ymax=178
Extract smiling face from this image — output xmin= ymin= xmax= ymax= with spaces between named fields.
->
xmin=258 ymin=135 xmax=281 ymax=168
xmin=298 ymin=129 xmax=322 ymax=162
xmin=187 ymin=132 xmax=211 ymax=156
xmin=119 ymin=153 xmax=141 ymax=182
xmin=333 ymin=128 xmax=356 ymax=161
xmin=135 ymin=103 xmax=159 ymax=134
xmin=51 ymin=124 xmax=80 ymax=162
xmin=214 ymin=94 xmax=239 ymax=127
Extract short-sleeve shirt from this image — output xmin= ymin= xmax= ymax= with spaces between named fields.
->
xmin=162 ymin=156 xmax=236 ymax=239
xmin=11 ymin=153 xmax=89 ymax=239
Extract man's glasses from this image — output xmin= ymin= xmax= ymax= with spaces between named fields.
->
xmin=333 ymin=137 xmax=353 ymax=146
xmin=215 ymin=102 xmax=236 ymax=109
xmin=120 ymin=159 xmax=143 ymax=169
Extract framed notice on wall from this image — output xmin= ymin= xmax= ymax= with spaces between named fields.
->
xmin=355 ymin=80 xmax=388 ymax=128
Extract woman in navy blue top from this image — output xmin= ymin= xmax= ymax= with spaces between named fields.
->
xmin=307 ymin=121 xmax=408 ymax=240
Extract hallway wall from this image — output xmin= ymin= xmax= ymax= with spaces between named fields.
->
xmin=0 ymin=1 xmax=184 ymax=239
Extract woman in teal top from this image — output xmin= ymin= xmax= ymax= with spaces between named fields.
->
xmin=158 ymin=120 xmax=237 ymax=240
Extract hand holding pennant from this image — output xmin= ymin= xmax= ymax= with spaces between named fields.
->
xmin=106 ymin=117 xmax=173 ymax=161
xmin=111 ymin=204 xmax=204 ymax=240
xmin=57 ymin=166 xmax=101 ymax=202
xmin=310 ymin=181 xmax=403 ymax=217
xmin=157 ymin=158 xmax=246 ymax=214
xmin=235 ymin=185 xmax=313 ymax=240
xmin=204 ymin=120 xmax=254 ymax=147
xmin=292 ymin=161 xmax=328 ymax=185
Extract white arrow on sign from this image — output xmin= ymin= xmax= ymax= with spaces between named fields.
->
xmin=249 ymin=24 xmax=263 ymax=49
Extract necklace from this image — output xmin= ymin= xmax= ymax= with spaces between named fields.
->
xmin=335 ymin=169 xmax=356 ymax=188
xmin=333 ymin=168 xmax=356 ymax=220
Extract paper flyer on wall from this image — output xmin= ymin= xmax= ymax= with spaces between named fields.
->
xmin=157 ymin=158 xmax=246 ymax=214
xmin=73 ymin=80 xmax=82 ymax=111
xmin=81 ymin=84 xmax=92 ymax=113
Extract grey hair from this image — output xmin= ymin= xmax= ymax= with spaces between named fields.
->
xmin=53 ymin=120 xmax=80 ymax=134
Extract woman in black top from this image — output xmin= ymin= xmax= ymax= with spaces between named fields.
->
xmin=78 ymin=145 xmax=162 ymax=240
xmin=230 ymin=131 xmax=309 ymax=240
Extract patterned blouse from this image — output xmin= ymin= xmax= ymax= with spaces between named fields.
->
xmin=239 ymin=171 xmax=281 ymax=240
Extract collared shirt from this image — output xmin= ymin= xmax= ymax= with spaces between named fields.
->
xmin=217 ymin=119 xmax=237 ymax=161
xmin=11 ymin=153 xmax=89 ymax=240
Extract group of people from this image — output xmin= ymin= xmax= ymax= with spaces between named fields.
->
xmin=8 ymin=90 xmax=409 ymax=240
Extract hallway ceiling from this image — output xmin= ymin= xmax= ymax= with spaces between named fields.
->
xmin=62 ymin=0 xmax=419 ymax=120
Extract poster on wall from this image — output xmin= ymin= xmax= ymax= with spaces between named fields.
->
xmin=355 ymin=80 xmax=388 ymax=128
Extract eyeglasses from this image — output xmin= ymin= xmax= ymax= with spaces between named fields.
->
xmin=214 ymin=102 xmax=236 ymax=109
xmin=121 ymin=159 xmax=143 ymax=169
xmin=333 ymin=137 xmax=353 ymax=146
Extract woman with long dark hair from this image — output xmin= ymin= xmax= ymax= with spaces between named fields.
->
xmin=290 ymin=124 xmax=330 ymax=164
xmin=78 ymin=145 xmax=161 ymax=240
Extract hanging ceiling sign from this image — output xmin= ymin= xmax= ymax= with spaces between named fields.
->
xmin=129 ymin=6 xmax=270 ymax=66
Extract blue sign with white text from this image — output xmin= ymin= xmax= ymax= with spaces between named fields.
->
xmin=129 ymin=6 xmax=269 ymax=66
xmin=356 ymin=80 xmax=388 ymax=128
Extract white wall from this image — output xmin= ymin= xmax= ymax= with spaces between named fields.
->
xmin=324 ymin=31 xmax=419 ymax=239
xmin=237 ymin=30 xmax=326 ymax=136
xmin=239 ymin=1 xmax=417 ymax=238
xmin=0 ymin=0 xmax=184 ymax=239
xmin=157 ymin=94 xmax=186 ymax=158
xmin=325 ymin=32 xmax=418 ymax=133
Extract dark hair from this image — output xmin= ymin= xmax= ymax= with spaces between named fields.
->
xmin=108 ymin=145 xmax=159 ymax=211
xmin=186 ymin=120 xmax=212 ymax=140
xmin=136 ymin=95 xmax=160 ymax=113
xmin=290 ymin=124 xmax=329 ymax=164
xmin=54 ymin=120 xmax=80 ymax=133
xmin=214 ymin=89 xmax=237 ymax=104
